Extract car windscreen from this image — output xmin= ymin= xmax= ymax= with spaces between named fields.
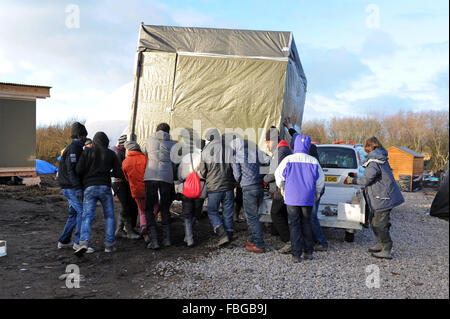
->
xmin=317 ymin=147 xmax=358 ymax=169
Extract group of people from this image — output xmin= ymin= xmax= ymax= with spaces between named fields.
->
xmin=57 ymin=118 xmax=404 ymax=262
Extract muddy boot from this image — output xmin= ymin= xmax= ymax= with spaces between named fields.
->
xmin=184 ymin=218 xmax=194 ymax=247
xmin=372 ymin=242 xmax=393 ymax=259
xmin=214 ymin=224 xmax=229 ymax=247
xmin=125 ymin=222 xmax=141 ymax=240
xmin=162 ymin=225 xmax=171 ymax=247
xmin=368 ymin=237 xmax=383 ymax=253
xmin=115 ymin=220 xmax=127 ymax=239
xmin=146 ymin=226 xmax=160 ymax=250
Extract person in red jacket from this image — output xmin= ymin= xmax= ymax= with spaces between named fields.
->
xmin=122 ymin=141 xmax=149 ymax=243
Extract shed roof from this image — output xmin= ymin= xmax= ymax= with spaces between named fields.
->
xmin=390 ymin=146 xmax=424 ymax=158
xmin=0 ymin=82 xmax=51 ymax=100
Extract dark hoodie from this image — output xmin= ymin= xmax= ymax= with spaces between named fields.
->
xmin=355 ymin=148 xmax=404 ymax=212
xmin=75 ymin=132 xmax=123 ymax=189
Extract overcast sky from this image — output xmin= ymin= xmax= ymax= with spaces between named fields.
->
xmin=0 ymin=0 xmax=448 ymax=126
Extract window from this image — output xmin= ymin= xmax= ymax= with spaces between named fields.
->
xmin=317 ymin=147 xmax=358 ymax=169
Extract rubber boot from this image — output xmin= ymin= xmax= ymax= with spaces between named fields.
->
xmin=368 ymin=237 xmax=383 ymax=253
xmin=124 ymin=221 xmax=141 ymax=240
xmin=115 ymin=219 xmax=127 ymax=239
xmin=372 ymin=242 xmax=393 ymax=259
xmin=215 ymin=224 xmax=229 ymax=247
xmin=162 ymin=225 xmax=171 ymax=247
xmin=146 ymin=226 xmax=160 ymax=250
xmin=184 ymin=218 xmax=194 ymax=247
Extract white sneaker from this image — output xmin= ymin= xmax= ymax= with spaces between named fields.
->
xmin=73 ymin=244 xmax=95 ymax=254
xmin=104 ymin=246 xmax=117 ymax=253
xmin=57 ymin=241 xmax=74 ymax=249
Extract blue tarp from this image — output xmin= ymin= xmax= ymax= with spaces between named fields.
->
xmin=36 ymin=159 xmax=58 ymax=175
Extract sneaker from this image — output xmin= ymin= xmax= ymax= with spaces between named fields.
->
xmin=291 ymin=255 xmax=302 ymax=263
xmin=301 ymin=252 xmax=314 ymax=260
xmin=245 ymin=242 xmax=265 ymax=253
xmin=57 ymin=241 xmax=73 ymax=249
xmin=104 ymin=246 xmax=117 ymax=253
xmin=73 ymin=244 xmax=95 ymax=254
xmin=277 ymin=242 xmax=292 ymax=254
xmin=74 ymin=244 xmax=88 ymax=257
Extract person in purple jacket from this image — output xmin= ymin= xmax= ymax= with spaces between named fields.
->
xmin=275 ymin=134 xmax=325 ymax=263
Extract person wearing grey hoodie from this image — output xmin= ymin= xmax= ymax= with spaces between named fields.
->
xmin=345 ymin=137 xmax=404 ymax=259
xmin=143 ymin=123 xmax=177 ymax=250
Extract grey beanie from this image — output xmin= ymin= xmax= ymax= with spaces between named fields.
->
xmin=203 ymin=128 xmax=220 ymax=142
xmin=124 ymin=141 xmax=141 ymax=152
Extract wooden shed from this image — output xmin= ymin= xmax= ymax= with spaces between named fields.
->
xmin=387 ymin=146 xmax=424 ymax=191
xmin=0 ymin=82 xmax=51 ymax=181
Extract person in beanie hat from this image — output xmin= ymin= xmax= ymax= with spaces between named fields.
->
xmin=122 ymin=141 xmax=150 ymax=244
xmin=84 ymin=138 xmax=93 ymax=149
xmin=111 ymin=134 xmax=140 ymax=240
xmin=57 ymin=122 xmax=90 ymax=252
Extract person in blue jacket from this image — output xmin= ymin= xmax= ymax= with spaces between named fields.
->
xmin=345 ymin=136 xmax=404 ymax=259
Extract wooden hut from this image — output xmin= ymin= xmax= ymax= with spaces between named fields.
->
xmin=0 ymin=82 xmax=51 ymax=183
xmin=387 ymin=146 xmax=424 ymax=191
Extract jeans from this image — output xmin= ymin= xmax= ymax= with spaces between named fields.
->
xmin=112 ymin=182 xmax=138 ymax=228
xmin=145 ymin=181 xmax=173 ymax=227
xmin=59 ymin=188 xmax=83 ymax=245
xmin=370 ymin=209 xmax=392 ymax=244
xmin=79 ymin=185 xmax=115 ymax=247
xmin=207 ymin=190 xmax=235 ymax=233
xmin=311 ymin=196 xmax=328 ymax=248
xmin=286 ymin=205 xmax=314 ymax=258
xmin=270 ymin=193 xmax=290 ymax=243
xmin=242 ymin=188 xmax=265 ymax=249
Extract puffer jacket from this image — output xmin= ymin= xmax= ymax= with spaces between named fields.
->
xmin=355 ymin=148 xmax=404 ymax=213
xmin=58 ymin=139 xmax=84 ymax=189
xmin=177 ymin=149 xmax=207 ymax=199
xmin=275 ymin=135 xmax=325 ymax=206
xmin=75 ymin=132 xmax=124 ymax=189
xmin=232 ymin=138 xmax=264 ymax=191
xmin=143 ymin=131 xmax=176 ymax=183
xmin=263 ymin=140 xmax=292 ymax=194
xmin=198 ymin=138 xmax=238 ymax=193
xmin=122 ymin=150 xmax=148 ymax=199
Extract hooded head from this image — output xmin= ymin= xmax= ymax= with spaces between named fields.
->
xmin=293 ymin=135 xmax=311 ymax=154
xmin=93 ymin=131 xmax=110 ymax=148
xmin=203 ymin=128 xmax=220 ymax=142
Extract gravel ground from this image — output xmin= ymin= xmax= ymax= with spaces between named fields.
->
xmin=143 ymin=190 xmax=449 ymax=299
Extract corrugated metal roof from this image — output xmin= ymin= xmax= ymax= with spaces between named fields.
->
xmin=396 ymin=146 xmax=424 ymax=158
xmin=0 ymin=82 xmax=52 ymax=89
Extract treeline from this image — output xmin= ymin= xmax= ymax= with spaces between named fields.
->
xmin=301 ymin=110 xmax=449 ymax=172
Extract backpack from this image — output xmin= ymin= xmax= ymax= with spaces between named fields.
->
xmin=182 ymin=153 xmax=202 ymax=199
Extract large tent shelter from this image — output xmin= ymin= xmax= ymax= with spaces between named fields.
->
xmin=129 ymin=25 xmax=307 ymax=152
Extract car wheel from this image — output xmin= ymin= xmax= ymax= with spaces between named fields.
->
xmin=344 ymin=231 xmax=355 ymax=242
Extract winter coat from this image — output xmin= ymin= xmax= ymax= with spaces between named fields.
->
xmin=122 ymin=150 xmax=148 ymax=199
xmin=198 ymin=138 xmax=238 ymax=193
xmin=58 ymin=139 xmax=84 ymax=189
xmin=177 ymin=149 xmax=207 ymax=199
xmin=230 ymin=138 xmax=264 ymax=191
xmin=263 ymin=140 xmax=292 ymax=194
xmin=275 ymin=135 xmax=325 ymax=207
xmin=75 ymin=132 xmax=124 ymax=189
xmin=143 ymin=131 xmax=177 ymax=184
xmin=355 ymin=148 xmax=404 ymax=213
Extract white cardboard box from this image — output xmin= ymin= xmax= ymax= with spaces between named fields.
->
xmin=0 ymin=240 xmax=6 ymax=257
xmin=337 ymin=203 xmax=364 ymax=223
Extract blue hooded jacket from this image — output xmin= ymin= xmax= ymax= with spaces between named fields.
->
xmin=275 ymin=135 xmax=325 ymax=206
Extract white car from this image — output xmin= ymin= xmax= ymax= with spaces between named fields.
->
xmin=316 ymin=144 xmax=367 ymax=242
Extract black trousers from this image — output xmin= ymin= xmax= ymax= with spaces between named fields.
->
xmin=145 ymin=181 xmax=173 ymax=227
xmin=234 ymin=185 xmax=243 ymax=216
xmin=181 ymin=195 xmax=205 ymax=220
xmin=270 ymin=193 xmax=290 ymax=243
xmin=112 ymin=182 xmax=138 ymax=228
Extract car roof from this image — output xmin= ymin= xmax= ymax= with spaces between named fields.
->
xmin=317 ymin=144 xmax=356 ymax=150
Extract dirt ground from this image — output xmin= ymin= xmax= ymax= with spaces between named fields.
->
xmin=0 ymin=174 xmax=243 ymax=299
